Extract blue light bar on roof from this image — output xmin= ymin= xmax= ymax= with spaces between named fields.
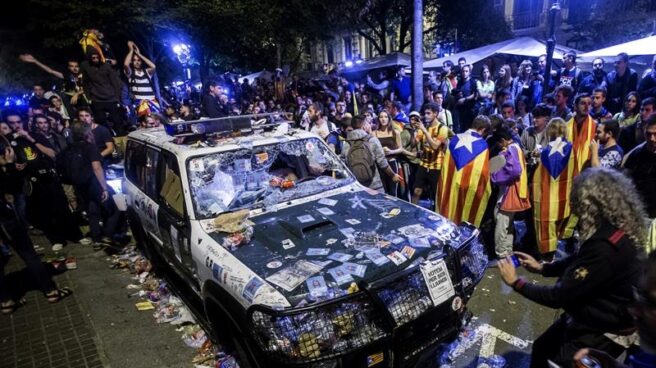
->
xmin=163 ymin=113 xmax=291 ymax=137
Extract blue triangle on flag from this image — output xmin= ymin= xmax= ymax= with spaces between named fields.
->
xmin=450 ymin=134 xmax=488 ymax=170
xmin=541 ymin=141 xmax=572 ymax=179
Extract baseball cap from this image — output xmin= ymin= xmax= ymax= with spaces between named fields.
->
xmin=409 ymin=111 xmax=421 ymax=119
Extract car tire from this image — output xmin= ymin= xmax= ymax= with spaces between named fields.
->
xmin=204 ymin=299 xmax=261 ymax=368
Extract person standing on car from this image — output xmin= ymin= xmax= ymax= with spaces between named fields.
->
xmin=499 ymin=167 xmax=646 ymax=368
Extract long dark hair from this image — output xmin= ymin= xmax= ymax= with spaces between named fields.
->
xmin=377 ymin=110 xmax=394 ymax=133
xmin=624 ymin=91 xmax=641 ymax=116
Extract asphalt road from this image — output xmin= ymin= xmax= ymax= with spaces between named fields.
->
xmin=447 ymin=266 xmax=557 ymax=367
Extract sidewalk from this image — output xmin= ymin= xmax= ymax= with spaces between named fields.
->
xmin=0 ymin=233 xmax=195 ymax=368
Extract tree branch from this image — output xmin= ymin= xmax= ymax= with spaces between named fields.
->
xmin=357 ymin=29 xmax=384 ymax=54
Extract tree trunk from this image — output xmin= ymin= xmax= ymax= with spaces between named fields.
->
xmin=411 ymin=0 xmax=424 ymax=112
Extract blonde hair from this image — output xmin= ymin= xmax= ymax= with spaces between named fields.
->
xmin=546 ymin=118 xmax=567 ymax=141
xmin=571 ymin=167 xmax=648 ymax=247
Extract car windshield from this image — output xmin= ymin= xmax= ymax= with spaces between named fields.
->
xmin=187 ymin=137 xmax=354 ymax=219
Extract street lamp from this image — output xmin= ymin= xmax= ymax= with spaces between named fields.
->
xmin=172 ymin=43 xmax=192 ymax=80
xmin=543 ymin=1 xmax=561 ymax=93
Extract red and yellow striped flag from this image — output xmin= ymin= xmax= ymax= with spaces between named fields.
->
xmin=437 ymin=130 xmax=491 ymax=227
xmin=566 ymin=115 xmax=596 ymax=174
xmin=532 ymin=137 xmax=577 ymax=254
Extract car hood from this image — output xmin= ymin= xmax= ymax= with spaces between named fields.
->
xmin=205 ymin=189 xmax=464 ymax=305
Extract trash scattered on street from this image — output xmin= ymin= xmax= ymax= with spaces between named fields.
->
xmin=106 ymin=245 xmax=240 ymax=367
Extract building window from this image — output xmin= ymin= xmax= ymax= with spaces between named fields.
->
xmin=513 ymin=0 xmax=543 ymax=29
xmin=327 ymin=45 xmax=334 ymax=64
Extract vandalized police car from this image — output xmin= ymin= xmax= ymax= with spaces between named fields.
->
xmin=123 ymin=115 xmax=489 ymax=368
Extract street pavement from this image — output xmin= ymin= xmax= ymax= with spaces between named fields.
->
xmin=0 ymin=233 xmax=195 ymax=368
xmin=0 ymin=229 xmax=558 ymax=368
xmin=448 ymin=266 xmax=557 ymax=367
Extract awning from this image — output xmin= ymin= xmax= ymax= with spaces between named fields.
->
xmin=579 ymin=35 xmax=656 ymax=60
xmin=342 ymin=52 xmax=411 ymax=74
xmin=423 ymin=36 xmax=579 ymax=69
xmin=238 ymin=70 xmax=273 ymax=84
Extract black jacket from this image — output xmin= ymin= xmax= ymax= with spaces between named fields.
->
xmin=514 ymin=225 xmax=642 ymax=333
xmin=80 ymin=61 xmax=123 ymax=102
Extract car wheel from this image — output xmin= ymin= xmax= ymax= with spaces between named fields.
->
xmin=204 ymin=299 xmax=260 ymax=368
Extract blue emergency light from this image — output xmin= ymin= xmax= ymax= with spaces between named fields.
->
xmin=163 ymin=113 xmax=292 ymax=138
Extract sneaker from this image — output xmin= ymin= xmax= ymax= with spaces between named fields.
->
xmin=65 ymin=256 xmax=77 ymax=270
xmin=78 ymin=238 xmax=93 ymax=246
xmin=51 ymin=243 xmax=64 ymax=252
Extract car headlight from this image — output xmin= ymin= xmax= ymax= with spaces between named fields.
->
xmin=453 ymin=224 xmax=489 ymax=295
xmin=248 ymin=292 xmax=389 ymax=363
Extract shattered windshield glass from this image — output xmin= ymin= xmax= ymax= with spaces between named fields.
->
xmin=187 ymin=138 xmax=354 ymax=219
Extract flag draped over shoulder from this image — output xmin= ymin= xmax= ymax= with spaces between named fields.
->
xmin=567 ymin=115 xmax=596 ymax=174
xmin=437 ymin=130 xmax=491 ymax=227
xmin=532 ymin=137 xmax=576 ymax=254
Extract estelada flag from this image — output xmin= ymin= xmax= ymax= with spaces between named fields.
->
xmin=437 ymin=130 xmax=491 ymax=227
xmin=136 ymin=99 xmax=161 ymax=117
xmin=532 ymin=137 xmax=576 ymax=254
xmin=566 ymin=115 xmax=596 ymax=174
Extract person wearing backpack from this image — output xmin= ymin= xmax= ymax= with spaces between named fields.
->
xmin=59 ymin=122 xmax=119 ymax=250
xmin=344 ymin=115 xmax=401 ymax=191
xmin=411 ymin=102 xmax=450 ymax=206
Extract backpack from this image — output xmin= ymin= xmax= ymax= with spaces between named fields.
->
xmin=56 ymin=144 xmax=93 ymax=186
xmin=346 ymin=136 xmax=376 ymax=187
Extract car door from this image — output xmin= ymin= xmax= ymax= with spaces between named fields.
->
xmin=125 ymin=141 xmax=163 ymax=243
xmin=155 ymin=150 xmax=198 ymax=289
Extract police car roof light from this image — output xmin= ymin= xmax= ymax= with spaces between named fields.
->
xmin=164 ymin=113 xmax=292 ymax=139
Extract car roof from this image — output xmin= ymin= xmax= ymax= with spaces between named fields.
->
xmin=127 ymin=126 xmax=320 ymax=160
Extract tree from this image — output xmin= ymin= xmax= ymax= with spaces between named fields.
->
xmin=431 ymin=0 xmax=512 ymax=52
xmin=563 ymin=0 xmax=656 ymax=50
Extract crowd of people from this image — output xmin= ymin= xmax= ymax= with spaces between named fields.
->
xmin=1 ymin=29 xmax=656 ymax=367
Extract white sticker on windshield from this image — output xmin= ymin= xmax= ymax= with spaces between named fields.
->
xmin=420 ymin=259 xmax=455 ymax=306
xmin=189 ymin=159 xmax=205 ymax=172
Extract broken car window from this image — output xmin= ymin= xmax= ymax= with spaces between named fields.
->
xmin=187 ymin=138 xmax=354 ymax=219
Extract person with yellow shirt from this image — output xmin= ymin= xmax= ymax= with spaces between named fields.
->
xmin=411 ymin=102 xmax=449 ymax=206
